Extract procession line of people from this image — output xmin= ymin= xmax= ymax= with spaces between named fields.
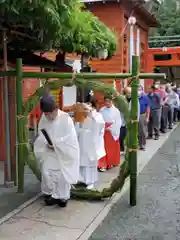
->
xmin=33 ymin=82 xmax=180 ymax=208
xmin=33 ymin=94 xmax=121 ymax=207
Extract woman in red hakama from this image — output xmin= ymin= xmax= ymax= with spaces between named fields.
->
xmin=98 ymin=97 xmax=121 ymax=171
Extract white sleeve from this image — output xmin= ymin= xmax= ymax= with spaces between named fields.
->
xmin=99 ymin=117 xmax=105 ymax=139
xmin=74 ymin=122 xmax=80 ymax=137
xmin=115 ymin=109 xmax=122 ymax=136
xmin=109 ymin=108 xmax=121 ymax=140
xmin=53 ymin=114 xmax=80 ymax=184
xmin=53 ymin=116 xmax=80 ymax=158
xmin=176 ymin=94 xmax=180 ymax=106
xmin=91 ymin=117 xmax=105 ymax=145
xmin=37 ymin=114 xmax=44 ymax=134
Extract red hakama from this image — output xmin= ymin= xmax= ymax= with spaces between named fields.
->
xmin=29 ymin=104 xmax=42 ymax=129
xmin=98 ymin=128 xmax=120 ymax=169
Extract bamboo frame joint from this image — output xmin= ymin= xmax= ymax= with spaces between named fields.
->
xmin=127 ymin=148 xmax=138 ymax=152
xmin=130 ymin=119 xmax=139 ymax=124
xmin=17 ymin=115 xmax=25 ymax=119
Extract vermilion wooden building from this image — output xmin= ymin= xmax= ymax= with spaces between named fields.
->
xmin=148 ymin=46 xmax=180 ymax=70
xmin=45 ymin=0 xmax=158 ymax=106
xmin=85 ymin=0 xmax=157 ymax=93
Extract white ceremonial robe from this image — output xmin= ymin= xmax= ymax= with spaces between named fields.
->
xmin=98 ymin=105 xmax=121 ymax=168
xmin=34 ymin=110 xmax=80 ymax=200
xmin=91 ymin=109 xmax=106 ymax=160
xmin=75 ymin=112 xmax=105 ymax=186
xmin=99 ymin=105 xmax=121 ymax=141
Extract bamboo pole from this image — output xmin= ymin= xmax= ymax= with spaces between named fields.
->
xmin=16 ymin=58 xmax=25 ymax=193
xmin=0 ymin=70 xmax=16 ymax=76
xmin=22 ymin=72 xmax=166 ymax=80
xmin=23 ymin=72 xmax=132 ymax=79
xmin=138 ymin=73 xmax=165 ymax=79
xmin=0 ymin=70 xmax=166 ymax=80
xmin=129 ymin=56 xmax=139 ymax=206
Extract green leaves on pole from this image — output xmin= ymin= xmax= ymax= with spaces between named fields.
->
xmin=16 ymin=58 xmax=25 ymax=193
xmin=129 ymin=56 xmax=139 ymax=206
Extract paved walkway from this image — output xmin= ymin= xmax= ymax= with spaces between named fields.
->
xmin=0 ymin=127 xmax=174 ymax=240
xmin=0 ymin=166 xmax=40 ymax=219
xmin=89 ymin=125 xmax=180 ymax=240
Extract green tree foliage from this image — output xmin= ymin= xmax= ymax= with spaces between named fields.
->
xmin=0 ymin=0 xmax=117 ymax=56
xmin=149 ymin=0 xmax=180 ymax=47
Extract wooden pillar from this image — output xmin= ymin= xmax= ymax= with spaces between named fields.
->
xmin=0 ymin=77 xmax=6 ymax=163
xmin=117 ymin=7 xmax=125 ymax=91
xmin=144 ymin=30 xmax=149 ymax=73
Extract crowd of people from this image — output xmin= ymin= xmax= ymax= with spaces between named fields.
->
xmin=120 ymin=82 xmax=180 ymax=152
xmin=33 ymin=81 xmax=180 ymax=208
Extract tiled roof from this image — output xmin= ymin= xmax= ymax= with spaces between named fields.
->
xmin=82 ymin=0 xmax=158 ymax=27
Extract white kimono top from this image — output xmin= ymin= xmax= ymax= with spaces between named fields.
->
xmin=75 ymin=111 xmax=105 ymax=166
xmin=91 ymin=109 xmax=106 ymax=160
xmin=34 ymin=110 xmax=80 ymax=184
xmin=99 ymin=105 xmax=122 ymax=141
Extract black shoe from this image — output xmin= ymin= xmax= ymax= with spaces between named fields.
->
xmin=44 ymin=197 xmax=58 ymax=206
xmin=44 ymin=194 xmax=51 ymax=201
xmin=98 ymin=168 xmax=106 ymax=172
xmin=169 ymin=126 xmax=173 ymax=129
xmin=154 ymin=136 xmax=159 ymax=140
xmin=139 ymin=146 xmax=145 ymax=151
xmin=76 ymin=182 xmax=87 ymax=188
xmin=160 ymin=129 xmax=166 ymax=133
xmin=57 ymin=199 xmax=68 ymax=208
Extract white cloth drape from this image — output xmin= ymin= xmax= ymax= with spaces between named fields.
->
xmin=75 ymin=110 xmax=105 ymax=185
xmin=34 ymin=110 xmax=80 ymax=199
xmin=99 ymin=105 xmax=121 ymax=141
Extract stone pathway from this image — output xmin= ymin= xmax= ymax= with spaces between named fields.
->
xmin=0 ymin=166 xmax=40 ymax=218
xmin=0 ymin=127 xmax=174 ymax=240
xmin=89 ymin=125 xmax=180 ymax=240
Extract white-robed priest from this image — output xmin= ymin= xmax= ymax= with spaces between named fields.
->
xmin=34 ymin=95 xmax=80 ymax=207
xmin=75 ymin=102 xmax=105 ymax=189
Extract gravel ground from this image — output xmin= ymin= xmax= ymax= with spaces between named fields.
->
xmin=89 ymin=126 xmax=180 ymax=240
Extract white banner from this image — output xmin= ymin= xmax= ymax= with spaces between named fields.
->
xmin=63 ymin=85 xmax=77 ymax=107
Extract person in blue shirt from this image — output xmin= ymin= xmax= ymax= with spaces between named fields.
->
xmin=147 ymin=85 xmax=161 ymax=140
xmin=120 ymin=87 xmax=140 ymax=152
xmin=138 ymin=88 xmax=150 ymax=150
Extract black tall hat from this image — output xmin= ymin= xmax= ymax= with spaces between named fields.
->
xmin=40 ymin=94 xmax=56 ymax=113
